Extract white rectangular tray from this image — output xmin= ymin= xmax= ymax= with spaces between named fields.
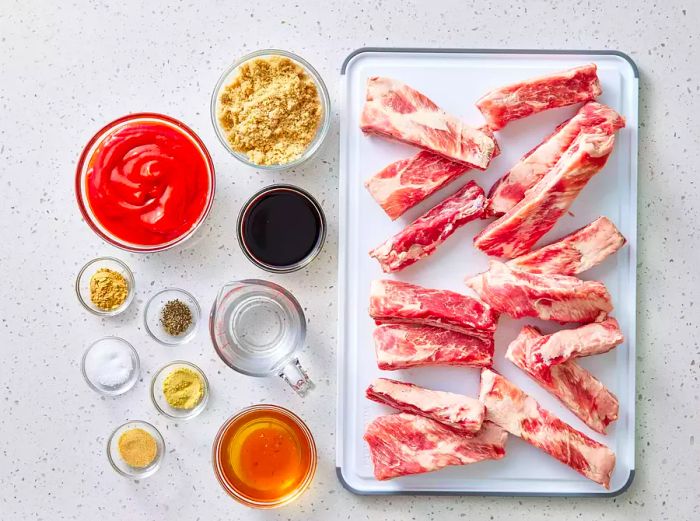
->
xmin=336 ymin=48 xmax=638 ymax=496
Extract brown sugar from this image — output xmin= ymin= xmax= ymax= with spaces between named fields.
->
xmin=217 ymin=56 xmax=323 ymax=166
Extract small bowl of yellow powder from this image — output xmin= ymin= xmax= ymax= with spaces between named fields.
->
xmin=150 ymin=361 xmax=209 ymax=420
xmin=76 ymin=257 xmax=135 ymax=316
xmin=211 ymin=49 xmax=331 ymax=169
xmin=107 ymin=420 xmax=165 ymax=478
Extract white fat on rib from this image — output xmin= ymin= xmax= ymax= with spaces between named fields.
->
xmin=371 ymin=378 xmax=483 ymax=426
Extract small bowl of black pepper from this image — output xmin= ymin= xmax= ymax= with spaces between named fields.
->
xmin=144 ymin=288 xmax=200 ymax=345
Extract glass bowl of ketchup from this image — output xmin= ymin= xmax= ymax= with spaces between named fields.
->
xmin=76 ymin=113 xmax=216 ymax=253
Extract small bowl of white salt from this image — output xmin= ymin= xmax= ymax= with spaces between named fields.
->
xmin=81 ymin=336 xmax=140 ymax=396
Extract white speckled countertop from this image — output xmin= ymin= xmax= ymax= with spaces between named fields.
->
xmin=1 ymin=1 xmax=699 ymax=519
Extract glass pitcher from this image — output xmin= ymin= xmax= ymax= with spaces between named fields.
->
xmin=210 ymin=279 xmax=314 ymax=396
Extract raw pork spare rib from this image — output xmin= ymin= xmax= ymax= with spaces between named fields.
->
xmin=364 ymin=413 xmax=507 ymax=480
xmin=479 ymin=369 xmax=615 ymax=488
xmin=369 ymin=279 xmax=498 ymax=339
xmin=365 ymin=128 xmax=500 ymax=221
xmin=466 ymin=261 xmax=612 ymax=324
xmin=360 ymin=77 xmax=497 ymax=169
xmin=366 ymin=378 xmax=485 ymax=434
xmin=526 ymin=317 xmax=624 ymax=369
xmin=474 ymin=131 xmax=617 ymax=259
xmin=506 ymin=326 xmax=619 ymax=434
xmin=476 ymin=63 xmax=602 ymax=131
xmin=370 ymin=181 xmax=486 ymax=273
xmin=488 ymin=102 xmax=625 ymax=216
xmin=508 ymin=216 xmax=626 ymax=276
xmin=373 ymin=324 xmax=494 ymax=370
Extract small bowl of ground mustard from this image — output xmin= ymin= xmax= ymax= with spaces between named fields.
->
xmin=211 ymin=49 xmax=331 ymax=170
xmin=75 ymin=257 xmax=135 ymax=316
xmin=150 ymin=361 xmax=209 ymax=420
xmin=107 ymin=420 xmax=165 ymax=479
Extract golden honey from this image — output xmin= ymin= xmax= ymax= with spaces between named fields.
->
xmin=213 ymin=405 xmax=316 ymax=508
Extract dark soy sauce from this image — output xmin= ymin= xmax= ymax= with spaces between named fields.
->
xmin=241 ymin=188 xmax=322 ymax=268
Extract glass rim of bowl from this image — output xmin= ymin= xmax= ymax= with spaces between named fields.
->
xmin=81 ymin=336 xmax=140 ymax=396
xmin=107 ymin=420 xmax=165 ymax=478
xmin=236 ymin=184 xmax=327 ymax=273
xmin=210 ymin=49 xmax=331 ymax=171
xmin=211 ymin=404 xmax=318 ymax=509
xmin=150 ymin=360 xmax=209 ymax=420
xmin=75 ymin=256 xmax=136 ymax=316
xmin=144 ymin=287 xmax=201 ymax=346
xmin=75 ymin=112 xmax=216 ymax=253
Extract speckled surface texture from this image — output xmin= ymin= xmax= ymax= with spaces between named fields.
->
xmin=0 ymin=1 xmax=698 ymax=519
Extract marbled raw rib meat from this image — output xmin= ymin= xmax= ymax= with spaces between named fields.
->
xmin=506 ymin=326 xmax=619 ymax=434
xmin=526 ymin=317 xmax=624 ymax=369
xmin=364 ymin=413 xmax=507 ymax=480
xmin=476 ymin=64 xmax=602 ymax=130
xmin=360 ymin=77 xmax=497 ymax=169
xmin=366 ymin=378 xmax=485 ymax=434
xmin=488 ymin=102 xmax=625 ymax=215
xmin=474 ymin=131 xmax=616 ymax=258
xmin=508 ymin=217 xmax=626 ymax=276
xmin=479 ymin=369 xmax=615 ymax=488
xmin=366 ymin=152 xmax=468 ymax=220
xmin=373 ymin=324 xmax=494 ymax=370
xmin=369 ymin=279 xmax=498 ymax=339
xmin=466 ymin=261 xmax=612 ymax=324
xmin=365 ymin=128 xmax=499 ymax=220
xmin=369 ymin=181 xmax=486 ymax=273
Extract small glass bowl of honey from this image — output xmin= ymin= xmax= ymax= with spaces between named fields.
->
xmin=212 ymin=404 xmax=317 ymax=509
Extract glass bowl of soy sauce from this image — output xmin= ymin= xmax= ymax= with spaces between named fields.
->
xmin=237 ymin=185 xmax=326 ymax=273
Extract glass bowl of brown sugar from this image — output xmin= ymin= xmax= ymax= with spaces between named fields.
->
xmin=211 ymin=49 xmax=331 ymax=171
xmin=75 ymin=257 xmax=135 ymax=316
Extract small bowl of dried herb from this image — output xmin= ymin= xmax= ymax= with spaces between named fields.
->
xmin=144 ymin=288 xmax=200 ymax=345
xmin=75 ymin=257 xmax=135 ymax=316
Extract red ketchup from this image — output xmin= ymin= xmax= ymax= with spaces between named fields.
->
xmin=84 ymin=118 xmax=212 ymax=246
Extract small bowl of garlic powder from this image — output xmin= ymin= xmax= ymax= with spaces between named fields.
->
xmin=107 ymin=420 xmax=164 ymax=478
xmin=211 ymin=49 xmax=331 ymax=170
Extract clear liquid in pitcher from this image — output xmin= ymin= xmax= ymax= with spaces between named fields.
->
xmin=210 ymin=280 xmax=307 ymax=378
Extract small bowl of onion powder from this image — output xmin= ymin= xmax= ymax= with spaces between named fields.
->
xmin=144 ymin=288 xmax=200 ymax=345
xmin=211 ymin=49 xmax=331 ymax=170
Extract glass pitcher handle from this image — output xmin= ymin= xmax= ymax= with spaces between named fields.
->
xmin=278 ymin=358 xmax=314 ymax=397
